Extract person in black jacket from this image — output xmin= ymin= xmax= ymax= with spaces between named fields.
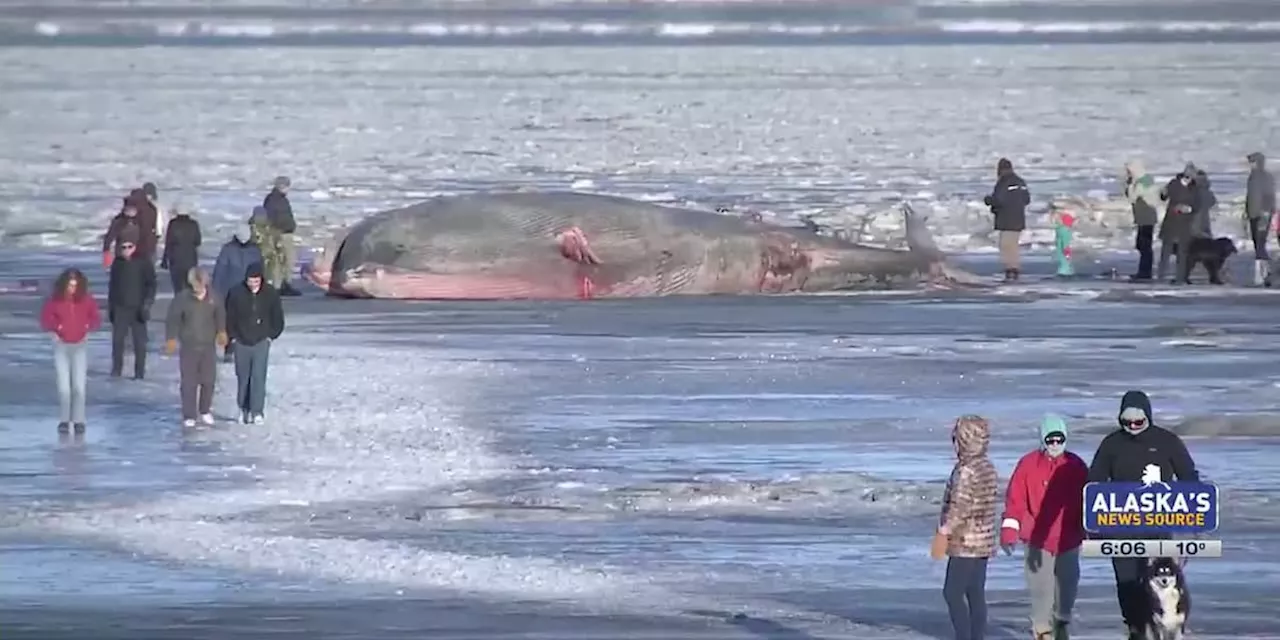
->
xmin=983 ymin=157 xmax=1031 ymax=283
xmin=107 ymin=231 xmax=157 ymax=379
xmin=225 ymin=264 xmax=285 ymax=425
xmin=1088 ymin=390 xmax=1200 ymax=640
xmin=262 ymin=176 xmax=300 ymax=296
xmin=161 ymin=206 xmax=202 ymax=294
xmin=1157 ymin=163 xmax=1199 ymax=281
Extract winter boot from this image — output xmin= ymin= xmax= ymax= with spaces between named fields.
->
xmin=57 ymin=421 xmax=70 ymax=434
xmin=73 ymin=422 xmax=85 ymax=434
xmin=1002 ymin=269 xmax=1014 ymax=283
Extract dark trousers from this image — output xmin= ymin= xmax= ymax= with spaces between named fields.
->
xmin=1250 ymin=217 xmax=1271 ymax=260
xmin=1111 ymin=557 xmax=1151 ymax=631
xmin=1134 ymin=225 xmax=1154 ymax=278
xmin=169 ymin=267 xmax=190 ymax=295
xmin=943 ymin=556 xmax=989 ymax=640
xmin=179 ymin=347 xmax=216 ymax=418
xmin=110 ymin=310 xmax=148 ymax=377
xmin=234 ymin=339 xmax=271 ymax=415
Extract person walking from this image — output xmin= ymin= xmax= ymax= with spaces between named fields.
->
xmin=1123 ymin=160 xmax=1161 ymax=281
xmin=1244 ymin=152 xmax=1276 ymax=285
xmin=1088 ymin=391 xmax=1200 ymax=640
xmin=164 ymin=268 xmax=227 ymax=427
xmin=39 ymin=268 xmax=102 ymax=434
xmin=983 ymin=158 xmax=1031 ymax=282
xmin=938 ymin=415 xmax=1000 ymax=640
xmin=262 ymin=176 xmax=301 ymax=296
xmin=107 ymin=232 xmax=156 ymax=379
xmin=160 ymin=205 xmax=202 ymax=294
xmin=999 ymin=414 xmax=1089 ymax=640
xmin=213 ymin=219 xmax=265 ymax=362
xmin=225 ymin=264 xmax=285 ymax=424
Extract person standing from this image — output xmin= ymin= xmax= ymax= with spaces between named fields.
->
xmin=101 ymin=197 xmax=141 ymax=269
xmin=1157 ymin=163 xmax=1199 ymax=281
xmin=160 ymin=205 xmax=202 ymax=294
xmin=164 ymin=268 xmax=226 ymax=428
xmin=225 ymin=264 xmax=285 ymax=425
xmin=983 ymin=158 xmax=1031 ymax=283
xmin=213 ymin=219 xmax=265 ymax=362
xmin=39 ymin=268 xmax=102 ymax=434
xmin=1244 ymin=152 xmax=1276 ymax=285
xmin=107 ymin=232 xmax=156 ymax=379
xmin=1123 ymin=160 xmax=1161 ymax=281
xmin=938 ymin=415 xmax=999 ymax=640
xmin=1088 ymin=391 xmax=1200 ymax=640
xmin=1000 ymin=415 xmax=1088 ymax=640
xmin=262 ymin=176 xmax=301 ymax=296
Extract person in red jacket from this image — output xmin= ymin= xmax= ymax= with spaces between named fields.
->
xmin=39 ymin=268 xmax=102 ymax=435
xmin=999 ymin=414 xmax=1088 ymax=640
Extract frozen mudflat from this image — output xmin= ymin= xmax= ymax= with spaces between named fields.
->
xmin=2 ymin=251 xmax=1279 ymax=639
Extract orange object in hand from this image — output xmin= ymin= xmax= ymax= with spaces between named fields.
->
xmin=215 ymin=332 xmax=228 ymax=348
xmin=164 ymin=339 xmax=177 ymax=355
xmin=102 ymin=251 xmax=113 ymax=268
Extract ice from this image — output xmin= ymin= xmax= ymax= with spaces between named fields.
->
xmin=1 ymin=44 xmax=1278 ymax=264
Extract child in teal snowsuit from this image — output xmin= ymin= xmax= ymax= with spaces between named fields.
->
xmin=1053 ymin=211 xmax=1076 ymax=277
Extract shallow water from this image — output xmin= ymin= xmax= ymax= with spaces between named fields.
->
xmin=2 ymin=251 xmax=1279 ymax=638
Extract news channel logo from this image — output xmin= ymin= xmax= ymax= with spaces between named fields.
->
xmin=1083 ymin=464 xmax=1219 ymax=535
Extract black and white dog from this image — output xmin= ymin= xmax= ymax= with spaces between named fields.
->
xmin=1144 ymin=557 xmax=1191 ymax=640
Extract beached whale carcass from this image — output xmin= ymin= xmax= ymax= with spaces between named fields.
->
xmin=304 ymin=192 xmax=972 ymax=299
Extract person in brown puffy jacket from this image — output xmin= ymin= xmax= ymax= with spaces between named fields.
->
xmin=937 ymin=415 xmax=999 ymax=640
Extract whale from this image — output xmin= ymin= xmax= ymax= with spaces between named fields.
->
xmin=303 ymin=192 xmax=978 ymax=300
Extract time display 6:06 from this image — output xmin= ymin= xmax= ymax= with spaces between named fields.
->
xmin=1080 ymin=539 xmax=1222 ymax=558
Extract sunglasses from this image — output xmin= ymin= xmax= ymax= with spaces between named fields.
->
xmin=1120 ymin=418 xmax=1146 ymax=428
xmin=1044 ymin=436 xmax=1066 ymax=446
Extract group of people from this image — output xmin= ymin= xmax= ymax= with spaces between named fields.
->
xmin=937 ymin=390 xmax=1199 ymax=640
xmin=39 ymin=177 xmax=297 ymax=432
xmin=984 ymin=152 xmax=1277 ymax=285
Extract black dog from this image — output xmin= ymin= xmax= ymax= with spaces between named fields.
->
xmin=1178 ymin=237 xmax=1237 ymax=285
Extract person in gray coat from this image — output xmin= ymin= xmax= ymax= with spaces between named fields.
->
xmin=1157 ymin=163 xmax=1199 ymax=281
xmin=983 ymin=157 xmax=1031 ymax=282
xmin=1171 ymin=169 xmax=1219 ymax=284
xmin=1245 ymin=152 xmax=1277 ymax=284
xmin=164 ymin=267 xmax=227 ymax=427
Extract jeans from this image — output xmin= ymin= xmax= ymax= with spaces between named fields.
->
xmin=110 ymin=309 xmax=148 ymax=377
xmin=1134 ymin=225 xmax=1154 ymax=278
xmin=944 ymin=556 xmax=989 ymax=640
xmin=234 ymin=339 xmax=271 ymax=415
xmin=53 ymin=339 xmax=88 ymax=423
xmin=179 ymin=347 xmax=217 ymax=419
xmin=1025 ymin=546 xmax=1080 ymax=633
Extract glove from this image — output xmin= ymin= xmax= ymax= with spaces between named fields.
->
xmin=983 ymin=195 xmax=993 ymax=207
xmin=999 ymin=526 xmax=1019 ymax=555
xmin=164 ymin=339 xmax=177 ymax=355
xmin=102 ymin=251 xmax=113 ymax=269
xmin=138 ymin=306 xmax=150 ymax=323
xmin=216 ymin=331 xmax=228 ymax=348
xmin=1025 ymin=545 xmax=1043 ymax=571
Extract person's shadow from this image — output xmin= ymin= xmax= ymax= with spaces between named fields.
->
xmin=53 ymin=432 xmax=90 ymax=492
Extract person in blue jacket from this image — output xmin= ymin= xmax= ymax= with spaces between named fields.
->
xmin=212 ymin=219 xmax=264 ymax=362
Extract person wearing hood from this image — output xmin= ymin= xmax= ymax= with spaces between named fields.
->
xmin=1245 ymin=152 xmax=1276 ymax=285
xmin=1171 ymin=169 xmax=1219 ymax=284
xmin=225 ymin=263 xmax=286 ymax=425
xmin=107 ymin=229 xmax=156 ymax=379
xmin=160 ymin=205 xmax=202 ymax=294
xmin=126 ymin=187 xmax=160 ymax=261
xmin=213 ymin=219 xmax=265 ymax=362
xmin=983 ymin=158 xmax=1031 ymax=282
xmin=262 ymin=176 xmax=301 ymax=296
xmin=164 ymin=268 xmax=227 ymax=428
xmin=1051 ymin=211 xmax=1075 ymax=277
xmin=1124 ymin=161 xmax=1161 ymax=281
xmin=937 ymin=415 xmax=999 ymax=640
xmin=1000 ymin=415 xmax=1088 ymax=640
xmin=1157 ymin=163 xmax=1199 ymax=282
xmin=1088 ymin=391 xmax=1199 ymax=640
xmin=101 ymin=197 xmax=142 ymax=269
